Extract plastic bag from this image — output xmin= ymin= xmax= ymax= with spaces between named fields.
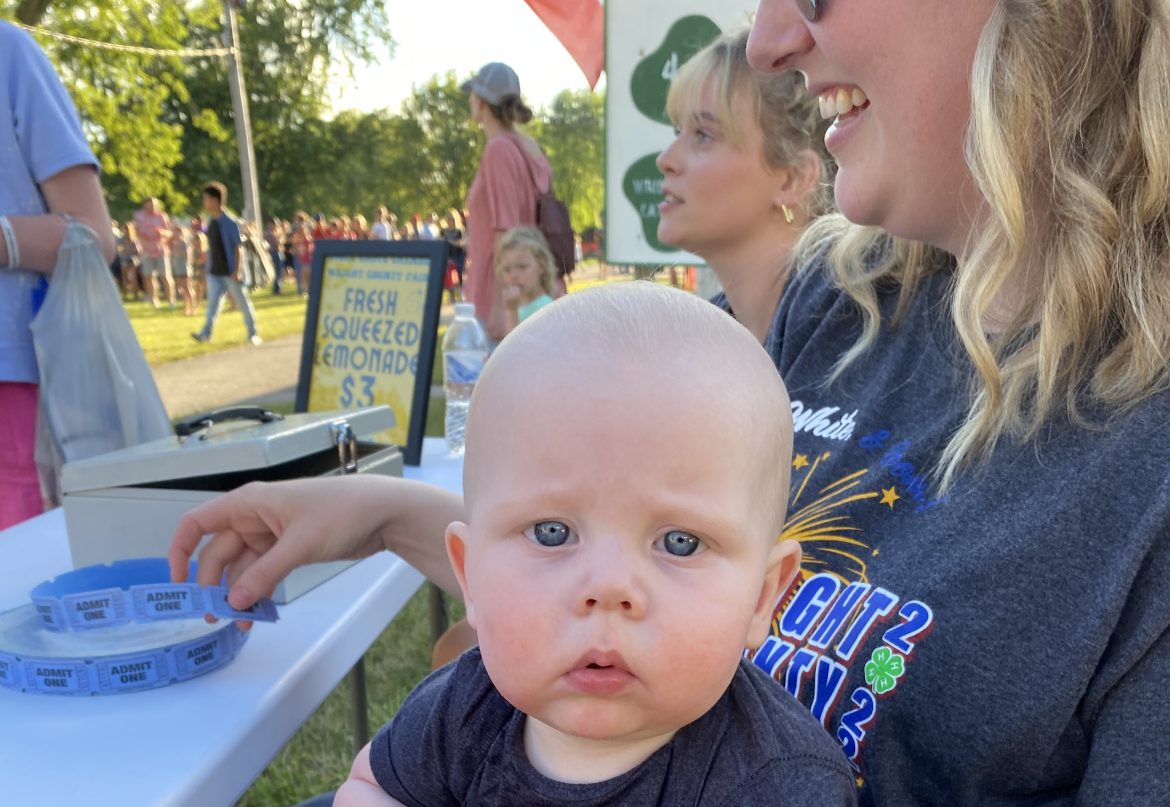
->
xmin=29 ymin=217 xmax=172 ymax=498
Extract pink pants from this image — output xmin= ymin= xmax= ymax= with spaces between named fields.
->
xmin=0 ymin=382 xmax=42 ymax=530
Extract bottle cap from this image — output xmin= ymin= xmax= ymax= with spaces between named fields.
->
xmin=454 ymin=302 xmax=476 ymax=318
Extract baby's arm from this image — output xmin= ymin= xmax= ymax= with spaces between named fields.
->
xmin=334 ymin=743 xmax=407 ymax=807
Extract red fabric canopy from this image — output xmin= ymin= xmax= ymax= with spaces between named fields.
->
xmin=523 ymin=0 xmax=605 ymax=89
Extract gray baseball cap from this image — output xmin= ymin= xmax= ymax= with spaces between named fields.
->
xmin=460 ymin=62 xmax=521 ymax=106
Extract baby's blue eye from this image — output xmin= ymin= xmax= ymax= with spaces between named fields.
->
xmin=528 ymin=521 xmax=574 ymax=547
xmin=660 ymin=530 xmax=703 ymax=557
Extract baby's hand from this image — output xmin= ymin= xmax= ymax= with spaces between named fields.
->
xmin=501 ymin=285 xmax=523 ymax=308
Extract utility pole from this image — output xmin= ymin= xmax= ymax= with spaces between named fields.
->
xmin=222 ymin=0 xmax=261 ymax=229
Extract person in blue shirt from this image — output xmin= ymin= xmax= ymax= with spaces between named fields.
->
xmin=192 ymin=181 xmax=261 ymax=346
xmin=0 ymin=22 xmax=115 ymax=529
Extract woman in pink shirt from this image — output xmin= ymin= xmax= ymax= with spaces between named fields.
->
xmin=462 ymin=62 xmax=552 ymax=340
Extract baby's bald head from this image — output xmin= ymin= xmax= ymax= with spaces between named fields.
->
xmin=463 ymin=283 xmax=793 ymax=540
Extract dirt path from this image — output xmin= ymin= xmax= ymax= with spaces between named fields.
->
xmin=152 ymin=334 xmax=302 ymax=420
xmin=150 ymin=262 xmax=619 ymax=420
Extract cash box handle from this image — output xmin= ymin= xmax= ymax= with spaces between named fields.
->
xmin=174 ymin=406 xmax=285 ymax=440
xmin=332 ymin=420 xmax=359 ymax=475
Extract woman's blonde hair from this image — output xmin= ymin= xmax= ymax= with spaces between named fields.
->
xmin=666 ymin=26 xmax=832 ymax=217
xmin=495 ymin=226 xmax=557 ymax=297
xmin=798 ymin=0 xmax=1170 ymax=490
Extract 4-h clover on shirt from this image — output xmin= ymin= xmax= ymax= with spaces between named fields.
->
xmin=864 ymin=646 xmax=906 ymax=695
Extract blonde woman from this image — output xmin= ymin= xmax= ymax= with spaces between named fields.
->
xmin=171 ymin=2 xmax=1170 ymax=802
xmin=657 ymin=26 xmax=829 ymax=345
xmin=738 ymin=0 xmax=1170 ymax=802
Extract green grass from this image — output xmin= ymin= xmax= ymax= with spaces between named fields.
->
xmin=130 ymin=274 xmax=649 ymax=370
xmin=431 ymin=324 xmax=446 ymax=388
xmin=127 ymin=292 xmax=310 ymax=366
xmin=237 ymin=394 xmax=452 ymax=807
xmin=237 ymin=591 xmax=466 ymax=807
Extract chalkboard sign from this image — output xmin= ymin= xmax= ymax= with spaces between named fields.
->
xmin=295 ymin=239 xmax=448 ymax=465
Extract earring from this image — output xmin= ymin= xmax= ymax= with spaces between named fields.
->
xmin=782 ymin=205 xmax=795 ymax=224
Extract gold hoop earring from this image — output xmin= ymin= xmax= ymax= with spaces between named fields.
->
xmin=782 ymin=205 xmax=795 ymax=224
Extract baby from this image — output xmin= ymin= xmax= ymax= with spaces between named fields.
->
xmin=337 ymin=282 xmax=856 ymax=805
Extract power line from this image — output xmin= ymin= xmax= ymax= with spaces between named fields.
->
xmin=9 ymin=20 xmax=233 ymax=59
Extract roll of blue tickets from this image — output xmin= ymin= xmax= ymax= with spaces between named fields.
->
xmin=0 ymin=559 xmax=279 ymax=696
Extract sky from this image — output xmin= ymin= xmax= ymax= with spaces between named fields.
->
xmin=328 ymin=0 xmax=603 ymax=115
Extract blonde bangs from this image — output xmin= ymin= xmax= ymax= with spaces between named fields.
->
xmin=666 ymin=27 xmax=832 ymax=214
xmin=665 ymin=37 xmax=751 ymax=149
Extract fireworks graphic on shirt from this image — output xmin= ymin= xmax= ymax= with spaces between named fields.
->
xmin=781 ymin=451 xmax=879 ymax=580
xmin=756 ymin=425 xmax=938 ymax=790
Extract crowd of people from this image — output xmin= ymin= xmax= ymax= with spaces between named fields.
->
xmin=106 ymin=61 xmax=599 ymax=349
xmin=111 ymin=188 xmax=605 ymax=342
xmin=111 ymin=203 xmax=472 ymax=309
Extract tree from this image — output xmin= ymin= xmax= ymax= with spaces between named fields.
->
xmin=5 ymin=0 xmax=393 ymax=218
xmin=4 ymin=0 xmax=215 ymax=214
xmin=397 ymin=72 xmax=484 ymax=218
xmin=537 ymin=89 xmax=604 ymax=233
xmin=9 ymin=4 xmax=607 ymax=231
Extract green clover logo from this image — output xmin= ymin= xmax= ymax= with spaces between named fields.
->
xmin=629 ymin=15 xmax=721 ymax=125
xmin=864 ymin=646 xmax=906 ymax=695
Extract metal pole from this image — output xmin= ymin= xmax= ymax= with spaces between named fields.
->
xmin=349 ymin=657 xmax=370 ymax=755
xmin=222 ymin=0 xmax=262 ymax=229
xmin=428 ymin=583 xmax=449 ymax=645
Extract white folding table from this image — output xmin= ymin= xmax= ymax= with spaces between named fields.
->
xmin=0 ymin=437 xmax=462 ymax=807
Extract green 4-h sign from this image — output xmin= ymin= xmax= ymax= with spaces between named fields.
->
xmin=620 ymin=15 xmax=721 ymax=253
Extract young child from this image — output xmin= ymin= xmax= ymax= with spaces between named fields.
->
xmin=336 ymin=283 xmax=856 ymax=806
xmin=169 ymin=224 xmax=195 ymax=316
xmin=116 ymin=221 xmax=140 ymax=301
xmin=188 ymin=218 xmax=207 ymax=308
xmin=496 ymin=226 xmax=558 ymax=337
xmin=292 ymin=216 xmax=314 ymax=297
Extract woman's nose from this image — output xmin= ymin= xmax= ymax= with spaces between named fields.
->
xmin=656 ymin=136 xmax=681 ymax=175
xmin=747 ymin=0 xmax=816 ymax=72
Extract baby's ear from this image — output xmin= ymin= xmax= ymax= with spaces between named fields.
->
xmin=445 ymin=522 xmax=477 ymax=629
xmin=745 ymin=539 xmax=802 ymax=649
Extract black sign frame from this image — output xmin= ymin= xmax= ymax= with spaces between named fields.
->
xmin=295 ymin=239 xmax=449 ymax=466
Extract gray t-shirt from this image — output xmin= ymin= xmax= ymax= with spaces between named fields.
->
xmin=750 ymin=258 xmax=1170 ymax=804
xmin=371 ymin=648 xmax=856 ymax=806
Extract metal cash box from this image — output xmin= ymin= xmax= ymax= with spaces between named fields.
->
xmin=60 ymin=406 xmax=402 ymax=603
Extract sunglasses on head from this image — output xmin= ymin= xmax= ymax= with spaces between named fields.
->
xmin=796 ymin=0 xmax=819 ymax=22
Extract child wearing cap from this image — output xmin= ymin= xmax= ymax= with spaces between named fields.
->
xmin=335 ymin=283 xmax=856 ymax=806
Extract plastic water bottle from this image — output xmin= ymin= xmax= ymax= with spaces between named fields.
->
xmin=443 ymin=302 xmax=488 ymax=455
